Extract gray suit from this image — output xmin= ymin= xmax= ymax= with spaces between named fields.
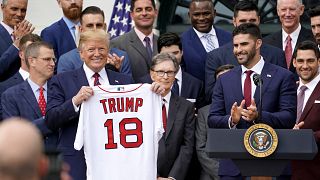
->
xmin=196 ymin=105 xmax=219 ymax=180
xmin=110 ymin=29 xmax=158 ymax=81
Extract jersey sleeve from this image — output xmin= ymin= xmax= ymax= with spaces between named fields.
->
xmin=74 ymin=102 xmax=86 ymax=150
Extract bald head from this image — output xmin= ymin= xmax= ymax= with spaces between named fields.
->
xmin=0 ymin=118 xmax=47 ymax=180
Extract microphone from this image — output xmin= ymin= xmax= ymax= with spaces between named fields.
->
xmin=253 ymin=74 xmax=263 ymax=124
xmin=253 ymin=74 xmax=263 ymax=86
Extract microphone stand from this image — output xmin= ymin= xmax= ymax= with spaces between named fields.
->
xmin=253 ymin=74 xmax=263 ymax=124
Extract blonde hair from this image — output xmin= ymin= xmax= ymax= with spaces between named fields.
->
xmin=78 ymin=29 xmax=110 ymax=50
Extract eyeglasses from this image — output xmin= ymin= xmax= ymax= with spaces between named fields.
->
xmin=33 ymin=57 xmax=57 ymax=63
xmin=152 ymin=70 xmax=176 ymax=77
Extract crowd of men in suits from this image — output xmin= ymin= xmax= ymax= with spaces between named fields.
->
xmin=1 ymin=0 xmax=320 ymax=179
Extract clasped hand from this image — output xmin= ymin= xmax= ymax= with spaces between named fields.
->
xmin=231 ymin=99 xmax=259 ymax=124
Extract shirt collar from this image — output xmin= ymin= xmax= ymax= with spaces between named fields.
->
xmin=62 ymin=16 xmax=80 ymax=30
xmin=175 ymin=66 xmax=182 ymax=83
xmin=27 ymin=78 xmax=48 ymax=93
xmin=282 ymin=23 xmax=301 ymax=43
xmin=298 ymin=73 xmax=320 ymax=91
xmin=163 ymin=91 xmax=171 ymax=103
xmin=134 ymin=27 xmax=153 ymax=46
xmin=193 ymin=26 xmax=216 ymax=39
xmin=83 ymin=63 xmax=108 ymax=86
xmin=1 ymin=21 xmax=13 ymax=35
xmin=241 ymin=56 xmax=265 ymax=75
xmin=19 ymin=68 xmax=29 ymax=80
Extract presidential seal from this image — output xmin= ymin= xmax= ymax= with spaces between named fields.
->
xmin=244 ymin=124 xmax=278 ymax=158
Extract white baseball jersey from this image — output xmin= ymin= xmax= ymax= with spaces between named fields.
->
xmin=74 ymin=84 xmax=164 ymax=180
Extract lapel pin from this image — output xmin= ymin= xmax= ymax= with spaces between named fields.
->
xmin=115 ymin=80 xmax=119 ymax=83
xmin=267 ymin=74 xmax=271 ymax=78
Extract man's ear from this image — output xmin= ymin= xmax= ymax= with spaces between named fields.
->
xmin=293 ymin=58 xmax=297 ymax=68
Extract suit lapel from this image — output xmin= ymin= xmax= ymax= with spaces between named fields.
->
xmin=0 ymin=24 xmax=13 ymax=46
xmin=106 ymin=69 xmax=122 ymax=85
xmin=128 ymin=30 xmax=151 ymax=68
xmin=21 ymin=81 xmax=42 ymax=117
xmin=74 ymin=67 xmax=89 ymax=89
xmin=299 ymin=81 xmax=320 ymax=122
xmin=165 ymin=94 xmax=179 ymax=139
xmin=189 ymin=28 xmax=207 ymax=55
xmin=152 ymin=35 xmax=158 ymax=56
xmin=58 ymin=18 xmax=75 ymax=43
xmin=253 ymin=63 xmax=274 ymax=106
xmin=231 ymin=67 xmax=245 ymax=102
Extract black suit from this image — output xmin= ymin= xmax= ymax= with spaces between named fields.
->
xmin=157 ymin=93 xmax=195 ymax=180
xmin=0 ymin=72 xmax=24 ymax=120
xmin=263 ymin=26 xmax=316 ymax=73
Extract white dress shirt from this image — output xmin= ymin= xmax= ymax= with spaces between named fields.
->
xmin=282 ymin=24 xmax=301 ymax=53
xmin=297 ymin=73 xmax=320 ymax=111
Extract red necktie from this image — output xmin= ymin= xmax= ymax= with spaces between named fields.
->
xmin=244 ymin=70 xmax=254 ymax=108
xmin=285 ymin=35 xmax=292 ymax=69
xmin=38 ymin=87 xmax=46 ymax=116
xmin=162 ymin=100 xmax=167 ymax=131
xmin=93 ymin=73 xmax=101 ymax=86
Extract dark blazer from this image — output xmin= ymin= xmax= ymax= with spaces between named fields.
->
xmin=137 ymin=71 xmax=205 ymax=108
xmin=205 ymin=42 xmax=287 ymax=102
xmin=57 ymin=48 xmax=132 ymax=76
xmin=1 ymin=80 xmax=58 ymax=149
xmin=0 ymin=72 xmax=24 ymax=120
xmin=41 ymin=18 xmax=77 ymax=67
xmin=208 ymin=62 xmax=297 ymax=176
xmin=263 ymin=26 xmax=316 ymax=73
xmin=46 ymin=67 xmax=134 ymax=180
xmin=181 ymin=27 xmax=232 ymax=81
xmin=110 ymin=29 xmax=158 ymax=82
xmin=157 ymin=93 xmax=195 ymax=180
xmin=292 ymin=81 xmax=320 ymax=180
xmin=0 ymin=24 xmax=20 ymax=81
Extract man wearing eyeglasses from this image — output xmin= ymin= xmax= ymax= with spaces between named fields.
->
xmin=1 ymin=41 xmax=58 ymax=150
xmin=150 ymin=53 xmax=195 ymax=180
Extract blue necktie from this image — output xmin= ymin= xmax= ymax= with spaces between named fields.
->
xmin=144 ymin=36 xmax=152 ymax=62
xmin=171 ymin=79 xmax=179 ymax=96
xmin=204 ymin=34 xmax=215 ymax=52
xmin=71 ymin=26 xmax=76 ymax=41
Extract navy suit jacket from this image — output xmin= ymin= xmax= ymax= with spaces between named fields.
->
xmin=46 ymin=67 xmax=134 ymax=180
xmin=205 ymin=42 xmax=287 ymax=102
xmin=181 ymin=27 xmax=232 ymax=81
xmin=41 ymin=18 xmax=77 ymax=70
xmin=157 ymin=93 xmax=195 ymax=180
xmin=0 ymin=72 xmax=24 ymax=120
xmin=1 ymin=80 xmax=58 ymax=149
xmin=208 ymin=62 xmax=296 ymax=176
xmin=137 ymin=71 xmax=205 ymax=109
xmin=0 ymin=24 xmax=20 ymax=81
xmin=57 ymin=48 xmax=132 ymax=76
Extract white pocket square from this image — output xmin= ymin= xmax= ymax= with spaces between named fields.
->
xmin=314 ymin=100 xmax=320 ymax=104
xmin=187 ymin=98 xmax=196 ymax=103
